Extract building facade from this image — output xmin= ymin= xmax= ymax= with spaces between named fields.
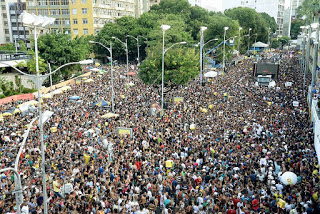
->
xmin=25 ymin=0 xmax=135 ymax=37
xmin=9 ymin=1 xmax=30 ymax=48
xmin=222 ymin=0 xmax=285 ymax=36
xmin=0 ymin=0 xmax=16 ymax=44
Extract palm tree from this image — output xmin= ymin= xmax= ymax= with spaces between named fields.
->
xmin=297 ymin=0 xmax=320 ymax=24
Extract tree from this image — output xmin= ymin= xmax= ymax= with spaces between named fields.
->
xmin=260 ymin=12 xmax=277 ymax=33
xmin=225 ymin=7 xmax=270 ymax=46
xmin=37 ymin=32 xmax=92 ymax=83
xmin=279 ymin=36 xmax=290 ymax=48
xmin=0 ymin=43 xmax=15 ymax=52
xmin=205 ymin=13 xmax=240 ymax=58
xmin=139 ymin=45 xmax=199 ymax=85
xmin=297 ymin=0 xmax=320 ymax=24
xmin=291 ymin=19 xmax=304 ymax=39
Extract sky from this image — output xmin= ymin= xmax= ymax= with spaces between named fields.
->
xmin=201 ymin=0 xmax=290 ymax=12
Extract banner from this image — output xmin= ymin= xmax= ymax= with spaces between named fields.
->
xmin=173 ymin=97 xmax=183 ymax=104
xmin=292 ymin=101 xmax=299 ymax=107
xmin=116 ymin=127 xmax=133 ymax=138
xmin=285 ymin=82 xmax=292 ymax=87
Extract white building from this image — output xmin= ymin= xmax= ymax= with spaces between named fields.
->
xmin=188 ymin=0 xmax=201 ymax=7
xmin=222 ymin=0 xmax=285 ymax=36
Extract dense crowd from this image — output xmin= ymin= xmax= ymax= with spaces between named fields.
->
xmin=0 ymin=51 xmax=319 ymax=214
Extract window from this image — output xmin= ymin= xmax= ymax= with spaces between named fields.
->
xmin=72 ymin=0 xmax=76 ymax=4
xmin=83 ymin=18 xmax=88 ymax=24
xmin=5 ymin=29 xmax=9 ymax=34
xmin=3 ymin=13 xmax=7 ymax=18
xmin=73 ymin=29 xmax=78 ymax=34
xmin=72 ymin=8 xmax=77 ymax=14
xmin=61 ymin=9 xmax=70 ymax=15
xmin=82 ymin=8 xmax=87 ymax=14
xmin=6 ymin=37 xmax=10 ymax=42
xmin=1 ymin=5 xmax=6 ymax=10
xmin=82 ymin=0 xmax=86 ymax=3
xmin=73 ymin=19 xmax=78 ymax=24
xmin=83 ymin=28 xmax=88 ymax=35
xmin=50 ymin=9 xmax=60 ymax=15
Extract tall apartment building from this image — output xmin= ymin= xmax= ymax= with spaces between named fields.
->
xmin=135 ymin=0 xmax=160 ymax=18
xmin=223 ymin=0 xmax=285 ymax=36
xmin=0 ymin=0 xmax=16 ymax=44
xmin=25 ymin=0 xmax=135 ymax=37
xmin=9 ymin=0 xmax=30 ymax=48
xmin=291 ymin=0 xmax=304 ymax=19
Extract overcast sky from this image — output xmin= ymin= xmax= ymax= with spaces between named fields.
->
xmin=201 ymin=0 xmax=290 ymax=12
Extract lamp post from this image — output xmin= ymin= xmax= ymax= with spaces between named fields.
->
xmin=161 ymin=24 xmax=186 ymax=111
xmin=3 ymin=13 xmax=92 ymax=214
xmin=238 ymin=27 xmax=242 ymax=54
xmin=200 ymin=26 xmax=207 ymax=86
xmin=252 ymin=33 xmax=257 ymax=54
xmin=112 ymin=36 xmax=129 ymax=83
xmin=248 ymin=28 xmax=252 ymax=53
xmin=305 ymin=25 xmax=312 ymax=96
xmin=300 ymin=26 xmax=307 ymax=71
xmin=126 ymin=35 xmax=147 ymax=65
xmin=89 ymin=41 xmax=114 ymax=113
xmin=311 ymin=22 xmax=319 ymax=86
xmin=223 ymin=27 xmax=229 ymax=71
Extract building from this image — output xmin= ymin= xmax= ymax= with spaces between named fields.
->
xmin=0 ymin=0 xmax=16 ymax=44
xmin=26 ymin=0 xmax=135 ymax=37
xmin=188 ymin=0 xmax=201 ymax=7
xmin=9 ymin=0 xmax=30 ymax=48
xmin=291 ymin=0 xmax=304 ymax=19
xmin=222 ymin=0 xmax=285 ymax=36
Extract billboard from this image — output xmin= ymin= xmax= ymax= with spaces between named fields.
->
xmin=253 ymin=63 xmax=279 ymax=79
xmin=116 ymin=127 xmax=133 ymax=138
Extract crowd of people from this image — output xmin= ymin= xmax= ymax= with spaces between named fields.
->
xmin=0 ymin=51 xmax=319 ymax=214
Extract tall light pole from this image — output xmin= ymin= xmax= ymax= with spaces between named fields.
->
xmin=268 ymin=27 xmax=271 ymax=51
xmin=200 ymin=26 xmax=207 ymax=86
xmin=223 ymin=26 xmax=229 ymax=71
xmin=305 ymin=25 xmax=312 ymax=95
xmin=238 ymin=27 xmax=242 ymax=54
xmin=7 ymin=12 xmax=92 ymax=214
xmin=112 ymin=36 xmax=129 ymax=83
xmin=311 ymin=22 xmax=319 ymax=86
xmin=300 ymin=26 xmax=307 ymax=72
xmin=161 ymin=24 xmax=186 ymax=111
xmin=248 ymin=28 xmax=252 ymax=53
xmin=252 ymin=33 xmax=257 ymax=54
xmin=89 ymin=41 xmax=114 ymax=112
xmin=127 ymin=35 xmax=147 ymax=65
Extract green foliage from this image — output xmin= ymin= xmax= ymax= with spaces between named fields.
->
xmin=0 ymin=76 xmax=36 ymax=98
xmin=37 ymin=32 xmax=92 ymax=83
xmin=260 ymin=12 xmax=277 ymax=32
xmin=297 ymin=0 xmax=320 ymax=24
xmin=225 ymin=7 xmax=271 ymax=51
xmin=0 ymin=43 xmax=15 ymax=51
xmin=18 ymin=40 xmax=27 ymax=52
xmin=139 ymin=45 xmax=199 ymax=85
xmin=279 ymin=36 xmax=290 ymax=47
xmin=290 ymin=20 xmax=304 ymax=39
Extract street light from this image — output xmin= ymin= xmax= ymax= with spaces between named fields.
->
xmin=126 ymin=35 xmax=147 ymax=65
xmin=223 ymin=26 xmax=229 ymax=71
xmin=89 ymin=40 xmax=114 ymax=113
xmin=238 ymin=27 xmax=242 ymax=53
xmin=252 ymin=33 xmax=257 ymax=54
xmin=200 ymin=26 xmax=207 ymax=86
xmin=161 ymin=24 xmax=186 ymax=111
xmin=112 ymin=36 xmax=129 ymax=83
xmin=311 ymin=23 xmax=319 ymax=86
xmin=7 ymin=12 xmax=92 ymax=214
xmin=248 ymin=28 xmax=252 ymax=53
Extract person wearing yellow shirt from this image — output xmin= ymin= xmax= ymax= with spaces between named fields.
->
xmin=53 ymin=176 xmax=62 ymax=198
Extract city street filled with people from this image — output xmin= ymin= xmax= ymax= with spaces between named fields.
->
xmin=0 ymin=51 xmax=319 ymax=214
